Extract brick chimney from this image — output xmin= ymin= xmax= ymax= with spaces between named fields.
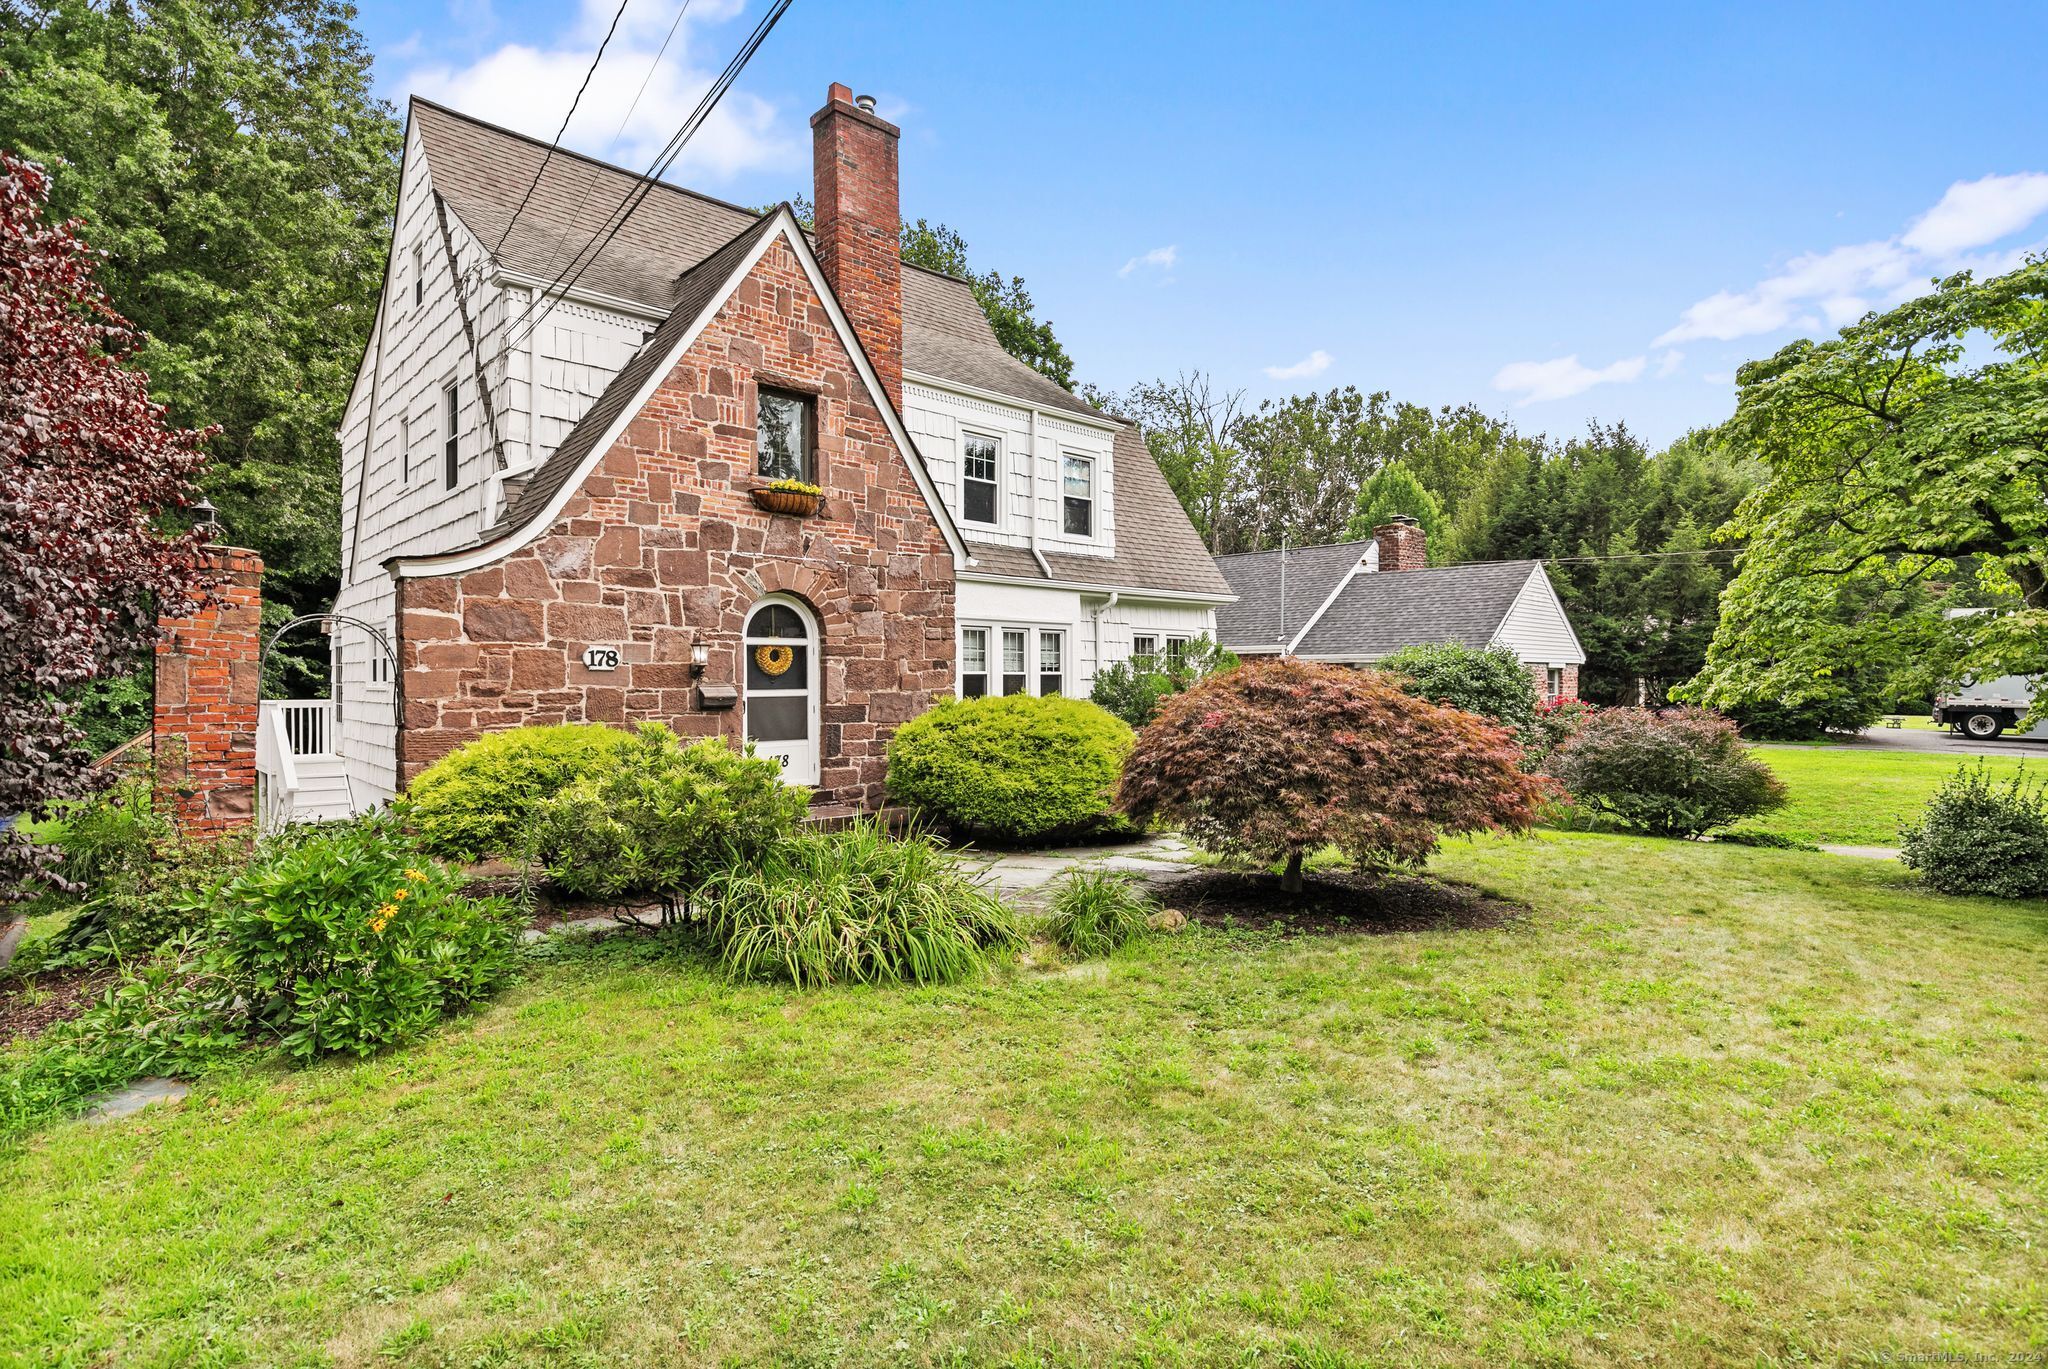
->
xmin=811 ymin=82 xmax=902 ymax=409
xmin=1374 ymin=515 xmax=1428 ymax=572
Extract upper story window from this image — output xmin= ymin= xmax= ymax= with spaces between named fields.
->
xmin=400 ymin=413 xmax=412 ymax=482
xmin=442 ymin=382 xmax=460 ymax=489
xmin=961 ymin=432 xmax=1000 ymax=526
xmin=1062 ymin=454 xmax=1094 ymax=537
xmin=756 ymin=387 xmax=812 ymax=482
xmin=413 ymin=242 xmax=425 ymax=307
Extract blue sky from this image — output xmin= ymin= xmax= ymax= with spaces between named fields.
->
xmin=356 ymin=0 xmax=2048 ymax=448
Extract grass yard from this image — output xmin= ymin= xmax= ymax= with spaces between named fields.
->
xmin=5 ymin=833 xmax=2047 ymax=1365
xmin=1739 ymin=743 xmax=2041 ymax=847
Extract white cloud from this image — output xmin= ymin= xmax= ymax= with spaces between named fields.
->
xmin=1656 ymin=171 xmax=2048 ymax=346
xmin=402 ymin=0 xmax=794 ymax=183
xmin=1654 ymin=349 xmax=1684 ymax=378
xmin=1264 ymin=349 xmax=1333 ymax=381
xmin=1118 ymin=244 xmax=1178 ymax=279
xmin=1491 ymin=354 xmax=1645 ymax=406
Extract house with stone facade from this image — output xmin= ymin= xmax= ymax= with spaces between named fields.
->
xmin=1213 ymin=518 xmax=1586 ymax=702
xmin=285 ymin=84 xmax=1233 ymax=822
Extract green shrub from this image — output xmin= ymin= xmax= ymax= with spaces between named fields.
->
xmin=1042 ymin=868 xmax=1155 ymax=957
xmin=532 ymin=724 xmax=807 ymax=901
xmin=1089 ymin=635 xmax=1239 ymax=729
xmin=403 ymin=723 xmax=638 ymax=860
xmin=1902 ymin=762 xmax=2048 ymax=899
xmin=210 ymin=816 xmax=521 ymax=1060
xmin=701 ymin=820 xmax=1021 ymax=986
xmin=1379 ymin=643 xmax=1539 ymax=731
xmin=886 ymin=695 xmax=1133 ymax=843
xmin=1546 ymin=707 xmax=1786 ymax=839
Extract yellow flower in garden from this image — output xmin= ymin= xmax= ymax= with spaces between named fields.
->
xmin=405 ymin=868 xmax=429 ymax=883
xmin=393 ymin=887 xmax=409 ymax=901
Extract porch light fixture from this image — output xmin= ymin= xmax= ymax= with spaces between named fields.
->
xmin=690 ymin=642 xmax=709 ymax=676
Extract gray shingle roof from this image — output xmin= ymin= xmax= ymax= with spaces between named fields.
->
xmin=410 ymin=99 xmax=1220 ymax=596
xmin=1213 ymin=540 xmax=1373 ymax=650
xmin=1299 ymin=559 xmax=1543 ymax=659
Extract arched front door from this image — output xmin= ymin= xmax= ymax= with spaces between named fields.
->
xmin=743 ymin=596 xmax=819 ymax=785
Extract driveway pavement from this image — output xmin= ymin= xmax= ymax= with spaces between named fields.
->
xmin=1837 ymin=725 xmax=2048 ymax=759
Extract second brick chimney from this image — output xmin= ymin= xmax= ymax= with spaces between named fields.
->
xmin=811 ymin=83 xmax=902 ymax=409
xmin=1374 ymin=515 xmax=1428 ymax=572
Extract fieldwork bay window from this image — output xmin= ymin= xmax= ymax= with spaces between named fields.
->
xmin=961 ymin=432 xmax=1000 ymax=526
xmin=756 ymin=386 xmax=812 ymax=482
xmin=1062 ymin=454 xmax=1094 ymax=537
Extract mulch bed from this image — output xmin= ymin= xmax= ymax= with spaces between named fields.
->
xmin=1163 ymin=869 xmax=1524 ymax=937
xmin=0 ymin=966 xmax=118 ymax=1045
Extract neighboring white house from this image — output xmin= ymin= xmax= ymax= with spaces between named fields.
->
xmin=1213 ymin=518 xmax=1588 ymax=700
xmin=312 ymin=94 xmax=1234 ymax=812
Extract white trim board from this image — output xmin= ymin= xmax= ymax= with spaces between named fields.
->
xmin=387 ymin=207 xmax=969 ymax=580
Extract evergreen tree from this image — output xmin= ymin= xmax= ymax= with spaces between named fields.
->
xmin=1344 ymin=461 xmax=1444 ymax=557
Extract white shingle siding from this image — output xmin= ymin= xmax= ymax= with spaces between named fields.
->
xmin=902 ymin=381 xmax=1116 ymax=560
xmin=1493 ymin=569 xmax=1587 ymax=667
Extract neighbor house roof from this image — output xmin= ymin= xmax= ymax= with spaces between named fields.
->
xmin=409 ymin=98 xmax=1219 ymax=598
xmin=1215 ymin=541 xmax=1552 ymax=660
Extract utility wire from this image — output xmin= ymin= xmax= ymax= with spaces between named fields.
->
xmin=504 ymin=0 xmax=794 ymax=352
xmin=488 ymin=0 xmax=636 ymax=258
xmin=1535 ymin=547 xmax=1742 ymax=566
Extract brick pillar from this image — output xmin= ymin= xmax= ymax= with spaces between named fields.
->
xmin=154 ymin=546 xmax=263 ymax=835
xmin=811 ymin=81 xmax=902 ymax=409
xmin=1374 ymin=515 xmax=1428 ymax=572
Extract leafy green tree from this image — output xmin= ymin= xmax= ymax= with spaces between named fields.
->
xmin=899 ymin=218 xmax=1075 ymax=390
xmin=1377 ymin=643 xmax=1538 ymax=730
xmin=1083 ymin=371 xmax=1243 ymax=551
xmin=1681 ymin=257 xmax=2048 ymax=723
xmin=1344 ymin=461 xmax=1444 ymax=554
xmin=0 ymin=0 xmax=402 ymax=618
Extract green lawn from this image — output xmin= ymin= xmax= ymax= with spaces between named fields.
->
xmin=5 ymin=833 xmax=2046 ymax=1365
xmin=1740 ymin=743 xmax=2040 ymax=847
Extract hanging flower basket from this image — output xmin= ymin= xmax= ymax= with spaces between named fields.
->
xmin=751 ymin=480 xmax=823 ymax=517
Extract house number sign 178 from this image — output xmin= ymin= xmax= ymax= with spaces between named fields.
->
xmin=581 ymin=645 xmax=621 ymax=671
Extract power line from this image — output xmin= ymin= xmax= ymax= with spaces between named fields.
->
xmin=505 ymin=0 xmax=794 ymax=353
xmin=1535 ymin=547 xmax=1742 ymax=566
xmin=527 ymin=0 xmax=697 ymax=290
xmin=488 ymin=0 xmax=636 ymax=259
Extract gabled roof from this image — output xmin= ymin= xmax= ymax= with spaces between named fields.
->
xmin=1215 ymin=540 xmax=1549 ymax=660
xmin=406 ymin=96 xmax=1224 ymax=601
xmin=1213 ymin=540 xmax=1373 ymax=650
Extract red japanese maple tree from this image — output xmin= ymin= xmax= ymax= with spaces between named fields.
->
xmin=1118 ymin=657 xmax=1550 ymax=892
xmin=1 ymin=152 xmax=213 ymax=890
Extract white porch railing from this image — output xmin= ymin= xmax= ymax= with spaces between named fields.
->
xmin=256 ymin=703 xmax=302 ymax=833
xmin=269 ymin=698 xmax=337 ymax=757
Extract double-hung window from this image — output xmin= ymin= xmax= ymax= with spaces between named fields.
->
xmin=1547 ymin=666 xmax=1564 ymax=699
xmin=961 ymin=628 xmax=990 ymax=698
xmin=413 ymin=243 xmax=425 ymax=307
xmin=961 ymin=432 xmax=1000 ymax=526
xmin=1038 ymin=631 xmax=1065 ymax=696
xmin=1165 ymin=635 xmax=1189 ymax=665
xmin=756 ymin=387 xmax=812 ymax=481
xmin=1062 ymin=454 xmax=1094 ymax=536
xmin=1001 ymin=630 xmax=1028 ymax=696
xmin=442 ymin=382 xmax=460 ymax=489
xmin=400 ymin=414 xmax=412 ymax=484
xmin=1131 ymin=634 xmax=1158 ymax=667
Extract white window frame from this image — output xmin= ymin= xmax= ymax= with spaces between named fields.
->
xmin=399 ymin=412 xmax=412 ymax=485
xmin=442 ymin=380 xmax=461 ymax=490
xmin=958 ymin=428 xmax=1003 ymax=529
xmin=958 ymin=622 xmax=1070 ymax=699
xmin=1061 ymin=453 xmax=1095 ymax=538
xmin=960 ymin=626 xmax=990 ymax=699
xmin=1038 ymin=629 xmax=1066 ymax=697
xmin=1547 ymin=666 xmax=1564 ymax=700
xmin=1131 ymin=634 xmax=1158 ymax=662
xmin=413 ymin=242 xmax=425 ymax=308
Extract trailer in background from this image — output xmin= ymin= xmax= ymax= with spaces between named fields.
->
xmin=1933 ymin=674 xmax=2048 ymax=740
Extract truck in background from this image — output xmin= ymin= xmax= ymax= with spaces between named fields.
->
xmin=1933 ymin=674 xmax=2048 ymax=740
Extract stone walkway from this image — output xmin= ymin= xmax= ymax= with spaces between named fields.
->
xmin=1820 ymin=844 xmax=1903 ymax=860
xmin=959 ymin=835 xmax=1201 ymax=907
xmin=84 ymin=1077 xmax=188 ymax=1123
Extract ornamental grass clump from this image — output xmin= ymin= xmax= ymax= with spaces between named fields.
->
xmin=701 ymin=820 xmax=1022 ymax=987
xmin=1545 ymin=706 xmax=1785 ymax=839
xmin=1042 ymin=867 xmax=1155 ymax=957
xmin=1118 ymin=657 xmax=1549 ymax=893
xmin=1902 ymin=761 xmax=2048 ymax=900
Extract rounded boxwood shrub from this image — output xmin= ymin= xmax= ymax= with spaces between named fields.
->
xmin=402 ymin=723 xmax=638 ymax=860
xmin=1545 ymin=706 xmax=1785 ymax=838
xmin=532 ymin=723 xmax=807 ymax=901
xmin=886 ymin=695 xmax=1133 ymax=843
xmin=1902 ymin=762 xmax=2048 ymax=899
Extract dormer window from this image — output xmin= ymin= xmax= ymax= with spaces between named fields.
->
xmin=1061 ymin=454 xmax=1094 ymax=537
xmin=961 ymin=432 xmax=1000 ymax=526
xmin=756 ymin=387 xmax=812 ymax=482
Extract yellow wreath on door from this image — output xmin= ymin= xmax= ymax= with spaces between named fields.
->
xmin=753 ymin=644 xmax=796 ymax=677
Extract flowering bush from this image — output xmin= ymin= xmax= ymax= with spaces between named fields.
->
xmin=1118 ymin=658 xmax=1549 ymax=891
xmin=1545 ymin=707 xmax=1785 ymax=838
xmin=210 ymin=816 xmax=521 ymax=1059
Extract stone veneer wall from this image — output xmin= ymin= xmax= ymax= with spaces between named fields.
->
xmin=394 ymin=236 xmax=956 ymax=810
xmin=154 ymin=546 xmax=263 ymax=834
